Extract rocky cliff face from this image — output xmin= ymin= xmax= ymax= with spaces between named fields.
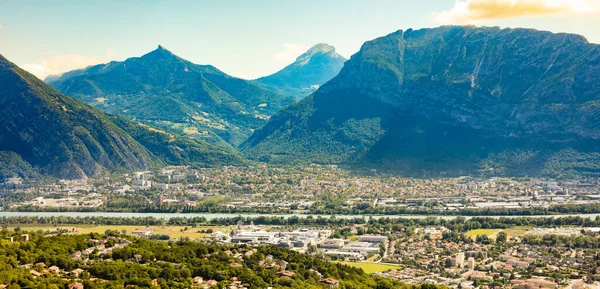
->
xmin=254 ymin=43 xmax=347 ymax=100
xmin=242 ymin=26 xmax=600 ymax=178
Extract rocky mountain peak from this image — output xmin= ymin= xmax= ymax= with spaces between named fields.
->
xmin=253 ymin=43 xmax=347 ymax=100
xmin=306 ymin=43 xmax=335 ymax=54
xmin=296 ymin=43 xmax=339 ymax=63
xmin=142 ymin=45 xmax=177 ymax=60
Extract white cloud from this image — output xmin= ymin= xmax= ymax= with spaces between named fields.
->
xmin=273 ymin=43 xmax=308 ymax=62
xmin=23 ymin=54 xmax=103 ymax=80
xmin=106 ymin=48 xmax=116 ymax=59
xmin=232 ymin=71 xmax=252 ymax=80
xmin=21 ymin=63 xmax=47 ymax=78
xmin=434 ymin=0 xmax=597 ymax=24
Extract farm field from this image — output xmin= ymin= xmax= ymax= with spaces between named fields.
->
xmin=7 ymin=224 xmax=232 ymax=239
xmin=338 ymin=262 xmax=401 ymax=273
xmin=502 ymin=226 xmax=532 ymax=237
xmin=465 ymin=229 xmax=501 ymax=239
xmin=465 ymin=226 xmax=533 ymax=240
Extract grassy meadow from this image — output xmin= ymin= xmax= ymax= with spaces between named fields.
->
xmin=8 ymin=224 xmax=232 ymax=240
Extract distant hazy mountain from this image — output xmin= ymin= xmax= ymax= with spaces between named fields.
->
xmin=0 ymin=54 xmax=242 ymax=180
xmin=242 ymin=26 xmax=600 ymax=178
xmin=48 ymin=46 xmax=294 ymax=145
xmin=254 ymin=43 xmax=347 ymax=100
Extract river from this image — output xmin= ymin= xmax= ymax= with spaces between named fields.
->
xmin=1 ymin=211 xmax=600 ymax=220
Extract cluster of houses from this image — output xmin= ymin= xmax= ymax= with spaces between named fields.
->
xmin=14 ymin=262 xmax=85 ymax=289
xmin=376 ymin=227 xmax=600 ymax=289
xmin=71 ymin=236 xmax=131 ymax=261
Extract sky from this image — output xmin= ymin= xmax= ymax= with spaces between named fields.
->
xmin=1 ymin=0 xmax=600 ymax=80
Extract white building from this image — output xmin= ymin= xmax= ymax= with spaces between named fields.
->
xmin=231 ymin=231 xmax=278 ymax=244
xmin=466 ymin=257 xmax=475 ymax=269
xmin=339 ymin=242 xmax=380 ymax=254
xmin=359 ymin=235 xmax=388 ymax=243
xmin=132 ymin=228 xmax=153 ymax=236
xmin=318 ymin=239 xmax=345 ymax=249
xmin=132 ymin=179 xmax=152 ymax=190
xmin=456 ymin=252 xmax=465 ymax=268
xmin=323 ymin=251 xmax=364 ymax=261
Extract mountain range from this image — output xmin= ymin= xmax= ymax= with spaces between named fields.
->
xmin=0 ymin=54 xmax=242 ymax=180
xmin=0 ymin=43 xmax=348 ymax=180
xmin=47 ymin=46 xmax=296 ymax=146
xmin=253 ymin=43 xmax=347 ymax=100
xmin=47 ymin=44 xmax=347 ymax=145
xmin=5 ymin=26 xmax=600 ymax=179
xmin=241 ymin=26 xmax=600 ymax=178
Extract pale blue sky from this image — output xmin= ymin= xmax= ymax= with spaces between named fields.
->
xmin=1 ymin=0 xmax=599 ymax=79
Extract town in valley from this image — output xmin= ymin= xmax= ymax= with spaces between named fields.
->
xmin=2 ymin=165 xmax=600 ymax=289
xmin=2 ymin=165 xmax=599 ymax=215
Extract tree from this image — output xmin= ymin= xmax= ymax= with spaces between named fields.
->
xmin=476 ymin=235 xmax=491 ymax=245
xmin=496 ymin=231 xmax=507 ymax=243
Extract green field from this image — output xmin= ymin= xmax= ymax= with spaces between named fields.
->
xmin=502 ymin=226 xmax=532 ymax=237
xmin=8 ymin=224 xmax=232 ymax=240
xmin=465 ymin=226 xmax=532 ymax=240
xmin=465 ymin=229 xmax=501 ymax=240
xmin=338 ymin=262 xmax=401 ymax=273
xmin=197 ymin=194 xmax=226 ymax=205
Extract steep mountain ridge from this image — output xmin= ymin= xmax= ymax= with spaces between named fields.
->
xmin=0 ymin=54 xmax=243 ymax=180
xmin=242 ymin=26 xmax=600 ymax=178
xmin=0 ymin=54 xmax=156 ymax=179
xmin=254 ymin=43 xmax=347 ymax=100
